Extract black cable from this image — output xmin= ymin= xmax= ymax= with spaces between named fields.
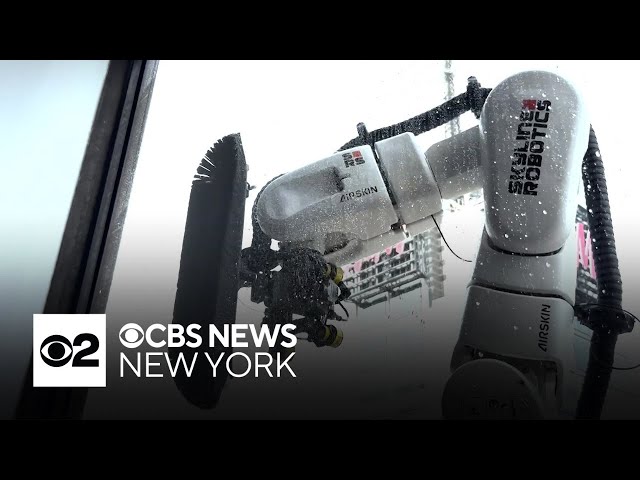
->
xmin=575 ymin=304 xmax=639 ymax=370
xmin=336 ymin=301 xmax=349 ymax=319
xmin=582 ymin=127 xmax=623 ymax=306
xmin=575 ymin=127 xmax=625 ymax=420
xmin=431 ymin=215 xmax=472 ymax=263
xmin=338 ymin=86 xmax=492 ymax=151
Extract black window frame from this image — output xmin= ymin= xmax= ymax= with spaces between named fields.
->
xmin=14 ymin=59 xmax=159 ymax=419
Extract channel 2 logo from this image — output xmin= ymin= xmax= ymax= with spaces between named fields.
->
xmin=33 ymin=314 xmax=106 ymax=387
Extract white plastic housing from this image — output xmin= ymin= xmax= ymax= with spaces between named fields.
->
xmin=480 ymin=70 xmax=590 ymax=255
xmin=256 ymin=135 xmax=446 ymax=264
xmin=448 ymin=285 xmax=576 ymax=415
xmin=442 ymin=358 xmax=545 ymax=419
xmin=448 ymin=221 xmax=579 ymax=416
xmin=426 ymin=125 xmax=482 ymax=199
xmin=375 ymin=132 xmax=442 ymax=235
xmin=471 ymin=227 xmax=577 ymax=304
xmin=255 ymin=145 xmax=398 ymax=250
xmin=455 ymin=286 xmax=575 ymax=365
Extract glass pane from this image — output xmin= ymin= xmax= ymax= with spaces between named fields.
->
xmin=0 ymin=60 xmax=109 ymax=418
xmin=88 ymin=60 xmax=640 ymax=419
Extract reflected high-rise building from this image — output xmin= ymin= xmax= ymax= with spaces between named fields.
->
xmin=341 ymin=228 xmax=446 ymax=310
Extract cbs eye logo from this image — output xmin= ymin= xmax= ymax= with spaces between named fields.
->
xmin=119 ymin=323 xmax=144 ymax=348
xmin=40 ymin=333 xmax=99 ymax=367
xmin=33 ymin=314 xmax=106 ymax=387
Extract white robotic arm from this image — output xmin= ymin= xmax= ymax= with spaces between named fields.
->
xmin=255 ymin=131 xmax=442 ymax=266
xmin=255 ymin=70 xmax=590 ymax=419
xmin=443 ymin=71 xmax=590 ymax=419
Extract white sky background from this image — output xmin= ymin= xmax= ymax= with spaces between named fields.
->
xmin=100 ymin=60 xmax=640 ymax=418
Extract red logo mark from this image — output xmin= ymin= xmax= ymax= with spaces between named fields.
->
xmin=522 ymin=99 xmax=537 ymax=110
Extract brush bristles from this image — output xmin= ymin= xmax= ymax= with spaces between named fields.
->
xmin=193 ymin=134 xmax=242 ymax=184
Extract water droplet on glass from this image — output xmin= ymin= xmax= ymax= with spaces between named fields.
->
xmin=514 ymin=326 xmax=519 ymax=331
xmin=545 ymin=262 xmax=551 ymax=267
xmin=504 ymin=233 xmax=509 ymax=238
xmin=476 ymin=302 xmax=480 ymax=306
xmin=543 ymin=210 xmax=547 ymax=215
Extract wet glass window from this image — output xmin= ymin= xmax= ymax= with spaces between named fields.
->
xmin=83 ymin=60 xmax=640 ymax=419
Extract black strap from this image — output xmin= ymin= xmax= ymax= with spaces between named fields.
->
xmin=338 ymin=77 xmax=491 ymax=152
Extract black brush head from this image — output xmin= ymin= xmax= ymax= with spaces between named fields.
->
xmin=169 ymin=133 xmax=247 ymax=410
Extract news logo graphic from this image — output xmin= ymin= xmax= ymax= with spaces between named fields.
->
xmin=118 ymin=322 xmax=298 ymax=379
xmin=33 ymin=314 xmax=106 ymax=387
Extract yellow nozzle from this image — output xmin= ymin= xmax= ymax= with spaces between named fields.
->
xmin=330 ymin=328 xmax=343 ymax=348
xmin=333 ymin=267 xmax=344 ymax=284
xmin=324 ymin=263 xmax=344 ymax=285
